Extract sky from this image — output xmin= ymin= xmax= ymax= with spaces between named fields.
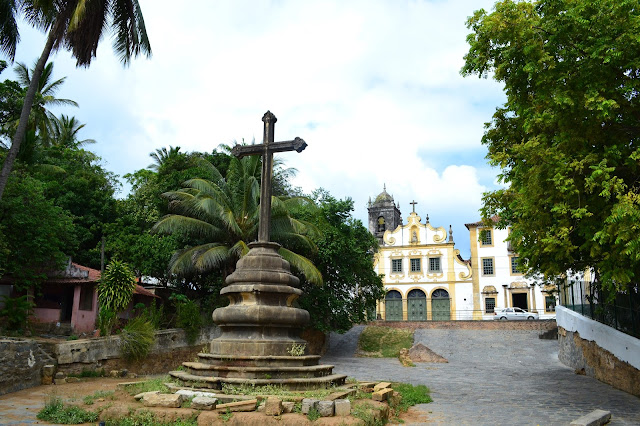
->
xmin=9 ymin=0 xmax=506 ymax=258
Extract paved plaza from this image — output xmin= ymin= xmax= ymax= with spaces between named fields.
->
xmin=324 ymin=325 xmax=640 ymax=425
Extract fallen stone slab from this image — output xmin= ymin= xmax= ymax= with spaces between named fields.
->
xmin=373 ymin=382 xmax=392 ymax=392
xmin=570 ymin=409 xmax=612 ymax=426
xmin=134 ymin=390 xmax=159 ymax=401
xmin=142 ymin=393 xmax=184 ymax=408
xmin=327 ymin=388 xmax=357 ymax=400
xmin=176 ymin=389 xmax=217 ymax=399
xmin=191 ymin=396 xmax=217 ymax=410
xmin=372 ymin=388 xmax=394 ymax=402
xmin=216 ymin=399 xmax=258 ymax=412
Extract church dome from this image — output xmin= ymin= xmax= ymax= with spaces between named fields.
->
xmin=373 ymin=185 xmax=394 ymax=205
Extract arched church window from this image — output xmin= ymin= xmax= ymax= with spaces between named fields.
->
xmin=385 ymin=290 xmax=402 ymax=300
xmin=432 ymin=289 xmax=449 ymax=299
xmin=377 ymin=216 xmax=385 ymax=232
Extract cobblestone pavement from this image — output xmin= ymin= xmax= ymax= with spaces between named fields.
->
xmin=324 ymin=327 xmax=640 ymax=425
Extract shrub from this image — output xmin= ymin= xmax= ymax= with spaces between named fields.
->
xmin=97 ymin=307 xmax=118 ymax=336
xmin=98 ymin=260 xmax=136 ymax=313
xmin=175 ymin=298 xmax=203 ymax=345
xmin=0 ymin=295 xmax=34 ymax=332
xmin=37 ymin=395 xmax=98 ymax=424
xmin=119 ymin=316 xmax=156 ymax=361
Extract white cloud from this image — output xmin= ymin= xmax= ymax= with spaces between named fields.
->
xmin=8 ymin=0 xmax=506 ymax=256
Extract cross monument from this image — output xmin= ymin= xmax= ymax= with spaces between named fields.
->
xmin=231 ymin=111 xmax=307 ymax=242
xmin=410 ymin=200 xmax=418 ymax=213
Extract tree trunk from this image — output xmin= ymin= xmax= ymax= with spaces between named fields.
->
xmin=0 ymin=29 xmax=56 ymax=201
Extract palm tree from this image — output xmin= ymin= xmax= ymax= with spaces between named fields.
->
xmin=8 ymin=61 xmax=78 ymax=144
xmin=0 ymin=0 xmax=151 ymax=200
xmin=153 ymin=155 xmax=323 ymax=285
xmin=148 ymin=146 xmax=182 ymax=171
xmin=49 ymin=114 xmax=94 ymax=148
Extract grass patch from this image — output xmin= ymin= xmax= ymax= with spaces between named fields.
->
xmin=391 ymin=382 xmax=432 ymax=412
xmin=104 ymin=410 xmax=198 ymax=425
xmin=37 ymin=395 xmax=98 ymax=424
xmin=359 ymin=326 xmax=414 ymax=357
xmin=83 ymin=390 xmax=115 ymax=405
xmin=307 ymin=407 xmax=321 ymax=421
xmin=124 ymin=376 xmax=173 ymax=396
xmin=351 ymin=401 xmax=385 ymax=426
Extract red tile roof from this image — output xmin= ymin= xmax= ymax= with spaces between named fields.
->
xmin=464 ymin=215 xmax=500 ymax=229
xmin=134 ymin=285 xmax=159 ymax=298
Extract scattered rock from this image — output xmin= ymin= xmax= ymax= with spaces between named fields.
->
xmin=264 ymin=397 xmax=283 ymax=416
xmin=408 ymin=343 xmax=448 ymax=363
xmin=334 ymin=399 xmax=351 ymax=416
xmin=301 ymin=398 xmax=318 ymax=414
xmin=398 ymin=348 xmax=415 ymax=366
xmin=176 ymin=389 xmax=217 ymax=399
xmin=54 ymin=372 xmax=65 ymax=379
xmin=327 ymin=389 xmax=356 ymax=400
xmin=317 ymin=400 xmax=334 ymax=417
xmin=216 ymin=399 xmax=257 ymax=412
xmin=282 ymin=401 xmax=295 ymax=413
xmin=373 ymin=382 xmax=392 ymax=392
xmin=191 ymin=396 xmax=217 ymax=410
xmin=142 ymin=393 xmax=184 ymax=408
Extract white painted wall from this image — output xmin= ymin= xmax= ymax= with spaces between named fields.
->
xmin=557 ymin=306 xmax=640 ymax=370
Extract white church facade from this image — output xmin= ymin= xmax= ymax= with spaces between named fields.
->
xmin=368 ymin=187 xmax=558 ymax=321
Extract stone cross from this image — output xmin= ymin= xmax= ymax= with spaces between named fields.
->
xmin=231 ymin=111 xmax=307 ymax=243
xmin=410 ymin=200 xmax=418 ymax=213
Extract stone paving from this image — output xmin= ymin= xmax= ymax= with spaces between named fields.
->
xmin=323 ymin=326 xmax=640 ymax=425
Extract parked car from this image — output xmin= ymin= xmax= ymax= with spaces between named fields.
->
xmin=494 ymin=307 xmax=539 ymax=320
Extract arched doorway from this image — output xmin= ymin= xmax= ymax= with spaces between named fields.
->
xmin=385 ymin=290 xmax=403 ymax=321
xmin=407 ymin=289 xmax=426 ymax=321
xmin=431 ymin=289 xmax=450 ymax=321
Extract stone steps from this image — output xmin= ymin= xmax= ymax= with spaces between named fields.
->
xmin=169 ymin=370 xmax=347 ymax=391
xmin=197 ymin=353 xmax=322 ymax=367
xmin=182 ymin=361 xmax=336 ymax=379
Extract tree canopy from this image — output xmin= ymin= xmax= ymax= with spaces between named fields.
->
xmin=462 ymin=0 xmax=640 ymax=291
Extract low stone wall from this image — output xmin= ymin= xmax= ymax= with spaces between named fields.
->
xmin=0 ymin=338 xmax=54 ymax=396
xmin=556 ymin=306 xmax=640 ymax=397
xmin=371 ymin=319 xmax=557 ymax=331
xmin=39 ymin=326 xmax=221 ymax=376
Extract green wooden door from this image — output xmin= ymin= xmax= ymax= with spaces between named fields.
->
xmin=431 ymin=289 xmax=450 ymax=321
xmin=407 ymin=289 xmax=426 ymax=321
xmin=385 ymin=290 xmax=403 ymax=321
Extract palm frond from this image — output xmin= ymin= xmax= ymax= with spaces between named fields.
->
xmin=229 ymin=240 xmax=250 ymax=259
xmin=192 ymin=244 xmax=232 ymax=272
xmin=279 ymin=247 xmax=323 ymax=285
xmin=152 ymin=214 xmax=224 ymax=241
xmin=0 ymin=0 xmax=19 ymax=60
xmin=169 ymin=243 xmax=227 ymax=276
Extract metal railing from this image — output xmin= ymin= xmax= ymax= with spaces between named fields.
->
xmin=375 ymin=301 xmax=552 ymax=321
xmin=560 ymin=281 xmax=639 ymax=338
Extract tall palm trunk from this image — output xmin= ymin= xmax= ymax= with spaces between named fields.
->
xmin=0 ymin=29 xmax=56 ymax=201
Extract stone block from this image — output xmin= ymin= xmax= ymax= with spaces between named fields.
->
xmin=176 ymin=389 xmax=217 ymax=399
xmin=570 ymin=409 xmax=612 ymax=426
xmin=327 ymin=389 xmax=356 ymax=400
xmin=41 ymin=365 xmax=55 ymax=385
xmin=389 ymin=391 xmax=402 ymax=407
xmin=54 ymin=378 xmax=66 ymax=384
xmin=55 ymin=372 xmax=65 ymax=379
xmin=372 ymin=388 xmax=394 ymax=401
xmin=334 ymin=399 xmax=351 ymax=416
xmin=191 ymin=396 xmax=217 ymax=410
xmin=317 ymin=400 xmax=334 ymax=417
xmin=134 ymin=390 xmax=159 ymax=401
xmin=282 ymin=401 xmax=295 ymax=413
xmin=265 ymin=397 xmax=283 ymax=416
xmin=257 ymin=402 xmax=265 ymax=412
xmin=373 ymin=382 xmax=392 ymax=392
xmin=301 ymin=398 xmax=319 ymax=414
xmin=216 ymin=399 xmax=257 ymax=412
xmin=142 ymin=393 xmax=184 ymax=408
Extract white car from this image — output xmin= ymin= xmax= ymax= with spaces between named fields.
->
xmin=494 ymin=307 xmax=539 ymax=320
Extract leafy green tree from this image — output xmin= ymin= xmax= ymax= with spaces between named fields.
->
xmin=0 ymin=0 xmax=151 ymax=200
xmin=153 ymin=154 xmax=322 ymax=284
xmin=462 ymin=0 xmax=640 ymax=291
xmin=294 ymin=190 xmax=384 ymax=332
xmin=97 ymin=259 xmax=136 ymax=314
xmin=49 ymin=114 xmax=95 ymax=148
xmin=0 ymin=170 xmax=75 ymax=290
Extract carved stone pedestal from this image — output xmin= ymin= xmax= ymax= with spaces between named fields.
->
xmin=170 ymin=242 xmax=346 ymax=390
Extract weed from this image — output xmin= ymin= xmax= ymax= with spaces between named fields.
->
xmin=124 ymin=376 xmax=172 ymax=396
xmin=67 ymin=334 xmax=78 ymax=341
xmin=390 ymin=383 xmax=432 ymax=412
xmin=219 ymin=408 xmax=233 ymax=422
xmin=351 ymin=402 xmax=385 ymax=426
xmin=83 ymin=390 xmax=115 ymax=405
xmin=37 ymin=395 xmax=98 ymax=424
xmin=287 ymin=343 xmax=306 ymax=356
xmin=119 ymin=316 xmax=155 ymax=361
xmin=307 ymin=407 xmax=321 ymax=421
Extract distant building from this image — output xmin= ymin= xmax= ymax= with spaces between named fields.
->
xmin=368 ymin=186 xmax=557 ymax=321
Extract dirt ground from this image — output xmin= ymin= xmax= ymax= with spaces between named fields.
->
xmin=0 ymin=377 xmax=427 ymax=425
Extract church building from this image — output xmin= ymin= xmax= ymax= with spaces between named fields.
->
xmin=368 ymin=186 xmax=557 ymax=321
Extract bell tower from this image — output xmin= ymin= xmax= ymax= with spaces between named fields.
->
xmin=368 ymin=185 xmax=402 ymax=244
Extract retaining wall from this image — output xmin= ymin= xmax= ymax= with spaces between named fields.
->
xmin=0 ymin=338 xmax=55 ymax=396
xmin=372 ymin=319 xmax=557 ymax=331
xmin=556 ymin=306 xmax=640 ymax=397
